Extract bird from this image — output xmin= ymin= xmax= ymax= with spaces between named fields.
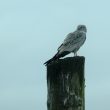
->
xmin=44 ymin=25 xmax=87 ymax=65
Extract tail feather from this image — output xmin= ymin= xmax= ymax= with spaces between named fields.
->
xmin=44 ymin=58 xmax=54 ymax=65
xmin=44 ymin=52 xmax=59 ymax=65
xmin=44 ymin=51 xmax=70 ymax=66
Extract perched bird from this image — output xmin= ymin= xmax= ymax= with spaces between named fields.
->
xmin=44 ymin=25 xmax=87 ymax=65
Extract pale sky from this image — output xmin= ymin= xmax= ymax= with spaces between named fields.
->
xmin=0 ymin=0 xmax=110 ymax=110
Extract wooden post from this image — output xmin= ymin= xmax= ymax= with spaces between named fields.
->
xmin=47 ymin=56 xmax=85 ymax=110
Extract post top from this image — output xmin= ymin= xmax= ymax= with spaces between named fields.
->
xmin=47 ymin=56 xmax=85 ymax=67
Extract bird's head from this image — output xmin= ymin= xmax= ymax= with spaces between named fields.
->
xmin=77 ymin=25 xmax=87 ymax=33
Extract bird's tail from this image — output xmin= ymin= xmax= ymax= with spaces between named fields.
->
xmin=44 ymin=51 xmax=70 ymax=66
xmin=44 ymin=52 xmax=59 ymax=66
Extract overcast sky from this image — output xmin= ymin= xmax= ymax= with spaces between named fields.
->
xmin=0 ymin=0 xmax=110 ymax=110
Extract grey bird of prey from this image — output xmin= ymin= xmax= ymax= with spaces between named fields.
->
xmin=44 ymin=25 xmax=87 ymax=65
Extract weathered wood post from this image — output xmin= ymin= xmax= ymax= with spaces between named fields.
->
xmin=46 ymin=56 xmax=85 ymax=110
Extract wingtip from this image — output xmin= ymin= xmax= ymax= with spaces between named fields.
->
xmin=43 ymin=62 xmax=47 ymax=66
xmin=44 ymin=59 xmax=51 ymax=66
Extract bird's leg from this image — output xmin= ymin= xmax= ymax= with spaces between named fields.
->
xmin=74 ymin=52 xmax=77 ymax=56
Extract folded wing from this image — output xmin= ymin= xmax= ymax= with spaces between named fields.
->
xmin=58 ymin=31 xmax=86 ymax=54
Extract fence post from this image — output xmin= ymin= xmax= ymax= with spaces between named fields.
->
xmin=47 ymin=56 xmax=85 ymax=110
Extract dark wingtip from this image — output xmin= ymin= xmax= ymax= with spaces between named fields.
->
xmin=44 ymin=59 xmax=53 ymax=66
xmin=43 ymin=61 xmax=48 ymax=66
xmin=44 ymin=62 xmax=48 ymax=66
xmin=44 ymin=52 xmax=60 ymax=66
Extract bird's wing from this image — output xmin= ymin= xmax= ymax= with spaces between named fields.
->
xmin=57 ymin=33 xmax=74 ymax=50
xmin=58 ymin=31 xmax=86 ymax=53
